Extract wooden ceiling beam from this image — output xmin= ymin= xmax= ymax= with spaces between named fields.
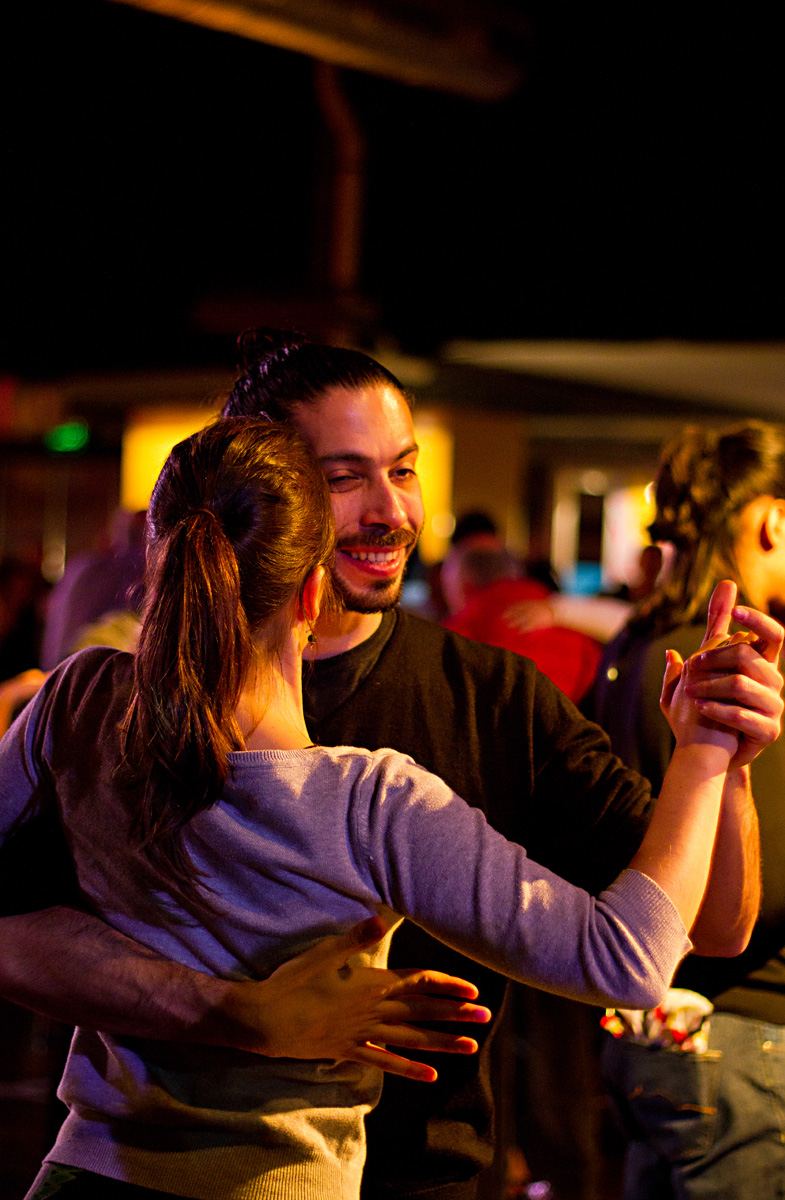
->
xmin=105 ymin=0 xmax=523 ymax=100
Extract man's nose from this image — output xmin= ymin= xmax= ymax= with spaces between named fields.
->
xmin=361 ymin=478 xmax=407 ymax=529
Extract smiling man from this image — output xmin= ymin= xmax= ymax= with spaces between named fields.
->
xmin=294 ymin=382 xmax=423 ymax=636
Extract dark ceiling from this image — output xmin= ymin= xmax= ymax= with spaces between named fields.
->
xmin=2 ymin=1 xmax=783 ymax=379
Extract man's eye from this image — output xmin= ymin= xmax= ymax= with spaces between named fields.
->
xmin=392 ymin=467 xmax=417 ymax=482
xmin=327 ymin=474 xmax=359 ymax=491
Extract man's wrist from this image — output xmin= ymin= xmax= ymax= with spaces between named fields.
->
xmin=669 ymin=740 xmax=732 ymax=779
xmin=724 ymin=762 xmax=751 ymax=789
xmin=181 ymin=976 xmax=262 ymax=1053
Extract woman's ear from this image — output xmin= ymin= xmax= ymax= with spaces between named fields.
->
xmin=300 ymin=566 xmax=325 ymax=625
xmin=761 ymin=499 xmax=785 ymax=553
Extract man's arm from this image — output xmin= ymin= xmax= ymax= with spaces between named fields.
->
xmin=0 ymin=908 xmax=489 ymax=1083
xmin=689 ymin=765 xmax=760 ymax=955
xmin=671 ymin=586 xmax=783 ymax=955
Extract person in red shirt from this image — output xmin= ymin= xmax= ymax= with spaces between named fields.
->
xmin=442 ymin=543 xmax=602 ymax=703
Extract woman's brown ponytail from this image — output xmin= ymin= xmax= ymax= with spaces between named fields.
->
xmin=121 ymin=418 xmax=335 ymax=905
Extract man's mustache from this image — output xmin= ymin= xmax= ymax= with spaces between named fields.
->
xmin=337 ymin=531 xmax=417 ymax=551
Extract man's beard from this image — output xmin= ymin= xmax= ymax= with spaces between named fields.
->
xmin=333 ymin=530 xmax=418 ymax=614
xmin=333 ymin=570 xmax=407 ymax=614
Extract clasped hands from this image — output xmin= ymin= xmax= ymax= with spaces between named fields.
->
xmin=661 ymin=580 xmax=784 ymax=767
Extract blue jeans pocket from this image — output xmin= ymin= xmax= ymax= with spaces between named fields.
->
xmin=602 ymin=1035 xmax=722 ymax=1163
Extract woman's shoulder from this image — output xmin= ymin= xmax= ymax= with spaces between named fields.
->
xmin=312 ymin=742 xmax=424 ymax=776
xmin=53 ymin=644 xmax=135 ymax=688
xmin=36 ymin=646 xmax=135 ymax=725
xmin=312 ymin=744 xmax=454 ymax=808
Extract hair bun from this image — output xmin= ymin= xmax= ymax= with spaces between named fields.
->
xmin=235 ymin=328 xmax=309 ymax=373
xmin=647 ymin=428 xmax=727 ymax=547
xmin=188 ymin=507 xmax=220 ymax=525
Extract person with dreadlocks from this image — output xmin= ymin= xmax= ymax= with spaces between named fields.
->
xmin=595 ymin=421 xmax=785 ymax=1200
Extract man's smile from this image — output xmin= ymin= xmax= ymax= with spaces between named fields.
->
xmin=338 ymin=546 xmax=407 ymax=576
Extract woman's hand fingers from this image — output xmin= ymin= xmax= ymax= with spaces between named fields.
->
xmin=699 ymin=579 xmax=737 ymax=647
xmin=694 ymin=583 xmax=783 ymax=668
xmin=723 ymin=604 xmax=783 ymax=664
xmin=659 ymin=578 xmax=783 ymax=766
xmin=659 ymin=648 xmax=684 ymax=714
xmin=685 ymin=645 xmax=783 ymax=721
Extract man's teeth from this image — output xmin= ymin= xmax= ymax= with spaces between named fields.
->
xmin=346 ymin=550 xmax=399 ymax=563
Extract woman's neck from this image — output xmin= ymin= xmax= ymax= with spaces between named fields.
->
xmin=235 ymin=640 xmax=312 ymax=752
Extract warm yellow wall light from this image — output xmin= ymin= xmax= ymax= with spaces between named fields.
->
xmin=121 ymin=406 xmax=219 ymax=511
xmin=413 ymin=410 xmax=454 ymax=566
xmin=603 ymin=482 xmax=656 ymax=585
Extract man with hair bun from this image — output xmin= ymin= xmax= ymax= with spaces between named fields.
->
xmin=595 ymin=420 xmax=785 ymax=1200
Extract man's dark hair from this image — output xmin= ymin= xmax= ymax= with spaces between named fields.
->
xmin=223 ymin=329 xmax=409 ymax=423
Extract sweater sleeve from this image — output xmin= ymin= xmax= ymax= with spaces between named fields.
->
xmin=357 ymin=752 xmax=690 ymax=1010
xmin=0 ymin=678 xmax=50 ymax=840
xmin=0 ymin=675 xmax=69 ymax=915
xmin=0 ymin=651 xmax=117 ymax=914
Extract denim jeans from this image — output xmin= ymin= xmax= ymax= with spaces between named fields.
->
xmin=602 ymin=1012 xmax=785 ymax=1199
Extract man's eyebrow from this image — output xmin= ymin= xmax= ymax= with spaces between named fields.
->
xmin=319 ymin=443 xmax=419 ymax=466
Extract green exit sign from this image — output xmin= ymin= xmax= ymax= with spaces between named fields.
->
xmin=44 ymin=419 xmax=90 ymax=453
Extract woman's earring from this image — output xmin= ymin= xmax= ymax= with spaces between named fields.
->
xmin=307 ymin=629 xmax=316 ymax=645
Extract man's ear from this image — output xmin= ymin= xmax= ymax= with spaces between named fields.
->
xmin=761 ymin=499 xmax=785 ymax=552
xmin=299 ymin=566 xmax=325 ymax=625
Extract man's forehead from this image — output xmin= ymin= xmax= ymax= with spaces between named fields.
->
xmin=292 ymin=384 xmax=416 ymax=457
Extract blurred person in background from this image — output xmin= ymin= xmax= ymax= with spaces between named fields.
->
xmin=0 ymin=556 xmax=47 ymax=681
xmin=593 ymin=421 xmax=785 ymax=1199
xmin=442 ymin=541 xmax=601 ymax=704
xmin=422 ymin=511 xmax=503 ymax=622
xmin=0 ymin=511 xmax=147 ymax=736
xmin=450 ymin=510 xmax=501 ymax=548
xmin=628 ymin=543 xmax=664 ymax=604
xmin=40 ymin=508 xmax=146 ymax=671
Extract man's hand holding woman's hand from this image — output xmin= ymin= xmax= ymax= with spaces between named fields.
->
xmin=661 ymin=580 xmax=784 ymax=767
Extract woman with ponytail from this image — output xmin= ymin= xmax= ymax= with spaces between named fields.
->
xmin=121 ymin=418 xmax=337 ymax=904
xmin=1 ymin=417 xmax=780 ymax=1200
xmin=594 ymin=420 xmax=785 ymax=1200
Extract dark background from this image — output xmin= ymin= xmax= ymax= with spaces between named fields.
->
xmin=2 ymin=1 xmax=783 ymax=378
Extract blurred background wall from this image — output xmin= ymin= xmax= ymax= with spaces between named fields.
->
xmin=2 ymin=0 xmax=783 ymax=599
